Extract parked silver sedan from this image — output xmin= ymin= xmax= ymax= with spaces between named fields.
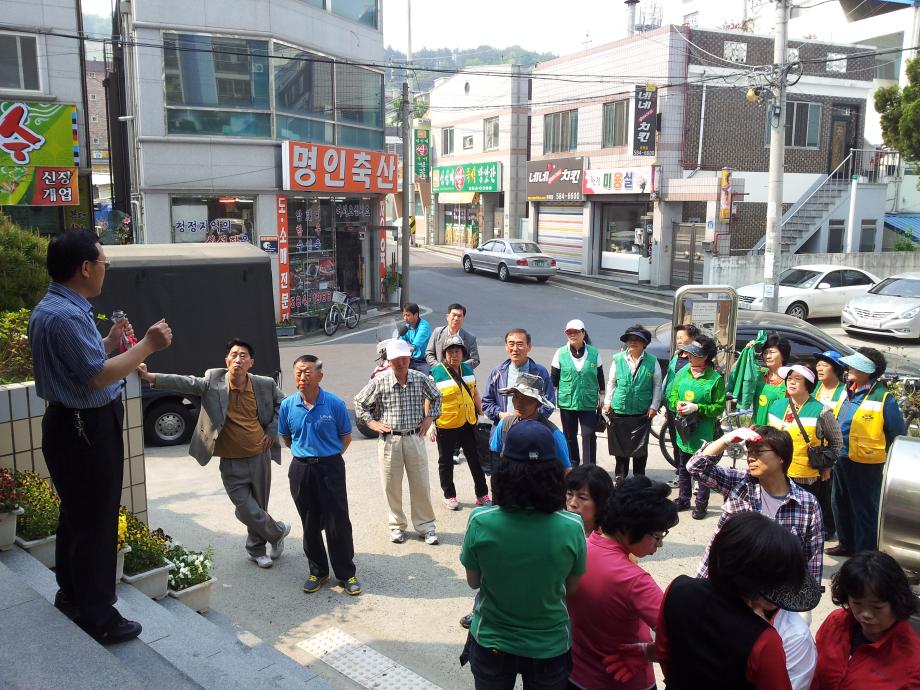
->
xmin=462 ymin=239 xmax=558 ymax=283
xmin=842 ymin=272 xmax=920 ymax=340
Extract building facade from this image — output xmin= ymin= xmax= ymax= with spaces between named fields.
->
xmin=0 ymin=0 xmax=95 ymax=235
xmin=428 ymin=65 xmax=530 ymax=245
xmin=119 ymin=0 xmax=388 ymax=324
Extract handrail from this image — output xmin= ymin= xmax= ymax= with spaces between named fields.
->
xmin=780 ymin=152 xmax=852 ymax=227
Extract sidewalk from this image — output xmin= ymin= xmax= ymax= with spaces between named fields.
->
xmin=421 ymin=243 xmax=674 ymax=312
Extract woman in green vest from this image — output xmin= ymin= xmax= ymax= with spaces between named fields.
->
xmin=751 ymin=334 xmax=790 ymax=426
xmin=768 ymin=364 xmax=842 ymax=541
xmin=602 ymin=325 xmax=662 ymax=485
xmin=667 ymin=335 xmax=725 ymax=520
xmin=813 ymin=350 xmax=847 ymax=410
xmin=429 ymin=335 xmax=490 ymax=510
xmin=551 ymin=319 xmax=606 ymax=466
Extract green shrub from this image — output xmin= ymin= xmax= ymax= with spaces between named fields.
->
xmin=14 ymin=471 xmax=60 ymax=541
xmin=0 ymin=213 xmax=49 ymax=312
xmin=0 ymin=308 xmax=32 ymax=384
xmin=121 ymin=507 xmax=169 ymax=575
xmin=892 ymin=236 xmax=918 ymax=252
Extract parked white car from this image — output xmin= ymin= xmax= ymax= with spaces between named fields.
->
xmin=737 ymin=264 xmax=879 ymax=320
xmin=842 ymin=272 xmax=920 ymax=340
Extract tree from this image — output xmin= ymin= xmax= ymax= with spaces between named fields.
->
xmin=875 ymin=54 xmax=920 ymax=160
xmin=0 ymin=213 xmax=50 ymax=312
xmin=389 ymin=94 xmax=429 ymax=125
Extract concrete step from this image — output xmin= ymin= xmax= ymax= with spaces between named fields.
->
xmin=551 ymin=272 xmax=673 ymax=312
xmin=0 ymin=557 xmax=147 ymax=690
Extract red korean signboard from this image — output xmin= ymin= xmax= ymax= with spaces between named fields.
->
xmin=281 ymin=141 xmax=397 ymax=194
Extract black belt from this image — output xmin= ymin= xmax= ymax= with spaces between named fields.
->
xmin=382 ymin=429 xmax=419 ymax=438
xmin=48 ymin=398 xmax=118 ymax=411
xmin=293 ymin=454 xmax=340 ymax=464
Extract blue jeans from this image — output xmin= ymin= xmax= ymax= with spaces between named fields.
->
xmin=468 ymin=637 xmax=571 ymax=690
xmin=831 ymin=455 xmax=883 ymax=552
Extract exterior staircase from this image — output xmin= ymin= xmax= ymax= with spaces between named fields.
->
xmin=0 ymin=546 xmax=333 ymax=690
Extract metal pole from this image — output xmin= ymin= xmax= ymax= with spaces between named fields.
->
xmin=845 ymin=173 xmax=859 ymax=252
xmin=401 ymin=80 xmax=411 ymax=303
xmin=763 ymin=0 xmax=788 ymax=313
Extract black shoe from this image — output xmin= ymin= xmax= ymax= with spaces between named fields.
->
xmin=53 ymin=590 xmax=79 ymax=621
xmin=459 ymin=613 xmax=473 ymax=629
xmin=83 ymin=617 xmax=142 ymax=645
xmin=825 ymin=544 xmax=852 ymax=557
xmin=673 ymin=499 xmax=691 ymax=512
xmin=691 ymin=505 xmax=708 ymax=520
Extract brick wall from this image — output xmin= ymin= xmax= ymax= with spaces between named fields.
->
xmin=727 ymin=201 xmax=793 ymax=251
xmin=683 ymin=86 xmax=865 ymax=174
xmin=85 ymin=60 xmax=108 ymax=153
xmin=682 ymin=201 xmax=707 ymax=222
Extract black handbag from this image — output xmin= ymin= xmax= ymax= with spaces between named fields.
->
xmin=673 ymin=411 xmax=698 ymax=439
xmin=789 ymin=404 xmax=837 ymax=471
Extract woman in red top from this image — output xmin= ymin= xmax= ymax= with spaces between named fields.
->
xmin=812 ymin=550 xmax=920 ymax=690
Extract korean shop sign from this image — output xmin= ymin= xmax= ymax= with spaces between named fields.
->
xmin=282 ymin=141 xmax=397 ymax=194
xmin=583 ymin=167 xmax=654 ymax=195
xmin=414 ymin=128 xmax=430 ymax=181
xmin=432 ymin=162 xmax=502 ymax=193
xmin=527 ymin=157 xmax=584 ymax=201
xmin=632 ymin=85 xmax=657 ymax=157
xmin=0 ymin=101 xmax=80 ymax=206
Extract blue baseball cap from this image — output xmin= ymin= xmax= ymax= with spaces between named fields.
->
xmin=812 ymin=350 xmax=844 ymax=367
xmin=503 ymin=420 xmax=558 ymax=463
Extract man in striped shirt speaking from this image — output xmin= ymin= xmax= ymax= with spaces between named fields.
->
xmin=28 ymin=230 xmax=173 ymax=645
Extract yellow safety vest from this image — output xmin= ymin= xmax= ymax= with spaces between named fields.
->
xmin=834 ymin=384 xmax=890 ymax=464
xmin=768 ymin=397 xmax=823 ymax=479
xmin=432 ymin=362 xmax=478 ymax=429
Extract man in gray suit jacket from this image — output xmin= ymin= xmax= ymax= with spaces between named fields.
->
xmin=137 ymin=339 xmax=289 ymax=569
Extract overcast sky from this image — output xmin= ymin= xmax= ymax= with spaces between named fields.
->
xmin=80 ymin=0 xmax=639 ymax=55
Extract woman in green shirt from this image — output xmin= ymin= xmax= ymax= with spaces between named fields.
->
xmin=667 ymin=335 xmax=726 ymax=520
xmin=751 ymin=334 xmax=791 ymax=426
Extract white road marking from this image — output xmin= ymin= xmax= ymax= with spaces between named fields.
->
xmin=297 ymin=628 xmax=443 ymax=689
xmin=290 ymin=306 xmax=435 ymax=345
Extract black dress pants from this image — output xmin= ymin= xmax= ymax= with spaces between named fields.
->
xmin=42 ymin=398 xmax=124 ymax=630
xmin=288 ymin=455 xmax=356 ymax=580
xmin=436 ymin=423 xmax=489 ymax=499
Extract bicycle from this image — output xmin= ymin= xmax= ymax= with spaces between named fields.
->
xmin=323 ymin=291 xmax=361 ymax=336
xmin=891 ymin=375 xmax=920 ymax=438
xmin=655 ymin=403 xmax=752 ymax=468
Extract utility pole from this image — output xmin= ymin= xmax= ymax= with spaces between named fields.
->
xmin=401 ymin=80 xmax=411 ymax=303
xmin=763 ymin=0 xmax=788 ymax=313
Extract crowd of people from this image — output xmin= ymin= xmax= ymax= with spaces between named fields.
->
xmin=27 ymin=230 xmax=918 ymax=690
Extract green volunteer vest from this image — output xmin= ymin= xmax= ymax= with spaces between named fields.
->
xmin=610 ymin=351 xmax=656 ymax=415
xmin=672 ymin=366 xmax=723 ymax=453
xmin=752 ymin=369 xmax=787 ymax=426
xmin=557 ymin=344 xmax=600 ymax=411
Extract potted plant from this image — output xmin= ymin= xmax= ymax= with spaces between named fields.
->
xmin=120 ymin=508 xmax=173 ymax=600
xmin=114 ymin=512 xmax=132 ymax=583
xmin=275 ymin=318 xmax=296 ymax=338
xmin=166 ymin=542 xmax=216 ymax=613
xmin=14 ymin=471 xmax=60 ymax=567
xmin=0 ymin=467 xmax=23 ymax=551
xmin=382 ymin=263 xmax=401 ymax=304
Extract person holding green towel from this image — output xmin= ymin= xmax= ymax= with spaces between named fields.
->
xmin=751 ymin=334 xmax=790 ymax=426
xmin=667 ymin=335 xmax=726 ymax=520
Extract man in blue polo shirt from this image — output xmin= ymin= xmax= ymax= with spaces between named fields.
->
xmin=279 ymin=354 xmax=360 ymax=595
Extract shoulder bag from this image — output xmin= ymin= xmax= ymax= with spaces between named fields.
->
xmin=789 ymin=404 xmax=837 ymax=471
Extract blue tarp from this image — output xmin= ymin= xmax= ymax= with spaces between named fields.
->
xmin=884 ymin=213 xmax=920 ymax=241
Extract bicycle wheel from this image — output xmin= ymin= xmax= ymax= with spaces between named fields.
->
xmin=659 ymin=421 xmax=676 ymax=468
xmin=906 ymin=414 xmax=920 ymax=438
xmin=323 ymin=307 xmax=340 ymax=336
xmin=343 ymin=303 xmax=360 ymax=329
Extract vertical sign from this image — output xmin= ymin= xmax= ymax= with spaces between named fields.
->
xmin=632 ymin=85 xmax=657 ymax=157
xmin=276 ymin=195 xmax=290 ymax=322
xmin=719 ymin=168 xmax=732 ymax=222
xmin=377 ymin=199 xmax=387 ymax=297
xmin=414 ymin=128 xmax=430 ymax=181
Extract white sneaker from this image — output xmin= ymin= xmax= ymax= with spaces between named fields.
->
xmin=424 ymin=529 xmax=439 ymax=546
xmin=390 ymin=528 xmax=406 ymax=544
xmin=270 ymin=521 xmax=291 ymax=560
xmin=248 ymin=554 xmax=273 ymax=569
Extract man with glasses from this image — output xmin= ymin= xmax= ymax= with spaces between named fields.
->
xmin=137 ymin=339 xmax=288 ymax=570
xmin=29 ymin=230 xmax=173 ymax=645
xmin=687 ymin=425 xmax=824 ymax=587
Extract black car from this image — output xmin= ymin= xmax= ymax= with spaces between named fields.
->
xmin=647 ymin=311 xmax=920 ymax=380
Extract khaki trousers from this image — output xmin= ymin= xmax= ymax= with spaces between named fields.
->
xmin=377 ymin=434 xmax=435 ymax=534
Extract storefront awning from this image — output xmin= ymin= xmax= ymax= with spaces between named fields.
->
xmin=438 ymin=192 xmax=479 ymax=204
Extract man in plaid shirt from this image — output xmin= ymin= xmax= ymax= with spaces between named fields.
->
xmin=688 ymin=425 xmax=824 ymax=586
xmin=355 ymin=339 xmax=442 ymax=545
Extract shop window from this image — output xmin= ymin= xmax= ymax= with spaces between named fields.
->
xmin=602 ymin=100 xmax=628 ymax=148
xmin=765 ymin=101 xmax=821 ymax=149
xmin=337 ymin=123 xmax=384 ymax=150
xmin=273 ymin=42 xmax=334 ymax=120
xmin=170 ymin=195 xmax=256 ymax=244
xmin=484 ymin=117 xmax=499 ymax=150
xmin=543 ymin=109 xmax=578 ymax=154
xmin=330 ymin=0 xmax=379 ymax=29
xmin=0 ymin=32 xmax=40 ymax=91
xmin=335 ymin=63 xmax=383 ymax=128
xmin=442 ymin=127 xmax=454 ymax=155
xmin=276 ymin=115 xmax=334 ymax=144
xmin=601 ymin=203 xmax=643 ymax=254
xmin=164 ymin=32 xmax=270 ymax=135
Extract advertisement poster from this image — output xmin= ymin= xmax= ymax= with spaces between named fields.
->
xmin=281 ymin=141 xmax=397 ymax=194
xmin=632 ymin=86 xmax=657 ymax=157
xmin=431 ymin=162 xmax=502 ymax=193
xmin=526 ymin=157 xmax=584 ymax=201
xmin=583 ymin=167 xmax=654 ymax=195
xmin=0 ymin=101 xmax=80 ymax=206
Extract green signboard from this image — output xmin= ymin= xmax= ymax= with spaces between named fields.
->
xmin=0 ymin=101 xmax=80 ymax=206
xmin=432 ymin=161 xmax=502 ymax=193
xmin=414 ymin=128 xmax=430 ymax=181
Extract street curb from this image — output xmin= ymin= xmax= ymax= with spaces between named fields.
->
xmin=278 ymin=306 xmax=404 ymax=346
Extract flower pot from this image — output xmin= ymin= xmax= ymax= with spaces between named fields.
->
xmin=15 ymin=533 xmax=56 ymax=568
xmin=168 ymin=576 xmax=217 ymax=614
xmin=115 ymin=545 xmax=132 ymax=583
xmin=0 ymin=507 xmax=24 ymax=551
xmin=122 ymin=558 xmax=174 ymax=600
xmin=276 ymin=325 xmax=296 ymax=337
